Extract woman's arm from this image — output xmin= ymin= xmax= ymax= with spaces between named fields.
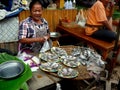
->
xmin=102 ymin=20 xmax=113 ymax=31
xmin=44 ymin=34 xmax=50 ymax=40
xmin=19 ymin=37 xmax=46 ymax=44
xmin=103 ymin=2 xmax=115 ymax=31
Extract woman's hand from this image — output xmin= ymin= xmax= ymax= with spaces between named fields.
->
xmin=41 ymin=37 xmax=46 ymax=42
xmin=43 ymin=34 xmax=50 ymax=40
xmin=37 ymin=34 xmax=50 ymax=43
xmin=36 ymin=37 xmax=46 ymax=43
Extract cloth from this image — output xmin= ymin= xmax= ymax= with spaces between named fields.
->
xmin=0 ymin=0 xmax=13 ymax=11
xmin=40 ymin=40 xmax=52 ymax=52
xmin=0 ymin=8 xmax=23 ymax=20
xmin=0 ymin=53 xmax=32 ymax=90
xmin=18 ymin=17 xmax=50 ymax=53
xmin=0 ymin=9 xmax=7 ymax=20
xmin=5 ymin=7 xmax=23 ymax=18
xmin=85 ymin=1 xmax=107 ymax=35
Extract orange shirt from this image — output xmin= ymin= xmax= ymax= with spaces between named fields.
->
xmin=85 ymin=1 xmax=108 ymax=35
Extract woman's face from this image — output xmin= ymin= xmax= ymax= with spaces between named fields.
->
xmin=30 ymin=3 xmax=42 ymax=21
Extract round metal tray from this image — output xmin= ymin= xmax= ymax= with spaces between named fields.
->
xmin=0 ymin=60 xmax=24 ymax=79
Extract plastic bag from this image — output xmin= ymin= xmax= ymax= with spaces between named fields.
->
xmin=40 ymin=40 xmax=51 ymax=52
xmin=75 ymin=9 xmax=86 ymax=28
xmin=56 ymin=83 xmax=62 ymax=90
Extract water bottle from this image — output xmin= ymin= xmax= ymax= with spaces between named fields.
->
xmin=73 ymin=0 xmax=76 ymax=8
xmin=64 ymin=0 xmax=69 ymax=9
xmin=68 ymin=0 xmax=72 ymax=9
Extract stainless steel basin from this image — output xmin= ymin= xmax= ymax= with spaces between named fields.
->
xmin=50 ymin=32 xmax=61 ymax=39
xmin=0 ymin=60 xmax=24 ymax=79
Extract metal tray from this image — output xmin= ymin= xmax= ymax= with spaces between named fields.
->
xmin=0 ymin=60 xmax=24 ymax=79
xmin=50 ymin=32 xmax=61 ymax=38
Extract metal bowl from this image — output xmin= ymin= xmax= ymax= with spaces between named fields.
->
xmin=0 ymin=60 xmax=24 ymax=79
xmin=50 ymin=32 xmax=61 ymax=38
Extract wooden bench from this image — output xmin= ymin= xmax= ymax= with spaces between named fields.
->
xmin=56 ymin=25 xmax=120 ymax=60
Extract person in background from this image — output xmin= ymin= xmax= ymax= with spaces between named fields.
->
xmin=18 ymin=0 xmax=51 ymax=53
xmin=85 ymin=0 xmax=117 ymax=42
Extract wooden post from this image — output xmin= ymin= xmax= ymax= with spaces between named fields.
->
xmin=56 ymin=0 xmax=65 ymax=9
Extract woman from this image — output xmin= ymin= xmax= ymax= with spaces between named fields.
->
xmin=18 ymin=0 xmax=51 ymax=53
xmin=85 ymin=0 xmax=116 ymax=42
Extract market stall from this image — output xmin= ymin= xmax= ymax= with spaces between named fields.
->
xmin=17 ymin=45 xmax=105 ymax=90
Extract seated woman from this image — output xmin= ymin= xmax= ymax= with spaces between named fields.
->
xmin=85 ymin=0 xmax=117 ymax=42
xmin=18 ymin=0 xmax=51 ymax=53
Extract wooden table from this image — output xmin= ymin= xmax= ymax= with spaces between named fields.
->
xmin=28 ymin=45 xmax=103 ymax=90
xmin=39 ymin=45 xmax=95 ymax=90
xmin=29 ymin=48 xmax=92 ymax=81
xmin=27 ymin=63 xmax=93 ymax=90
xmin=56 ymin=25 xmax=120 ymax=60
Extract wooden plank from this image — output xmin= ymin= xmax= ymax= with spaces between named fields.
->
xmin=57 ymin=25 xmax=118 ymax=50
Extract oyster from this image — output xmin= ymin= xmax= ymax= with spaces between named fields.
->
xmin=40 ymin=62 xmax=62 ymax=72
xmin=57 ymin=67 xmax=78 ymax=78
xmin=62 ymin=55 xmax=80 ymax=67
xmin=51 ymin=47 xmax=68 ymax=57
xmin=71 ymin=46 xmax=81 ymax=56
xmin=39 ymin=52 xmax=60 ymax=62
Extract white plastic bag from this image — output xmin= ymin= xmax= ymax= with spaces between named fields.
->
xmin=56 ymin=83 xmax=62 ymax=90
xmin=40 ymin=40 xmax=50 ymax=52
xmin=75 ymin=9 xmax=86 ymax=28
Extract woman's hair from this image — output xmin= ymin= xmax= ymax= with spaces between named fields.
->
xmin=29 ymin=0 xmax=42 ymax=11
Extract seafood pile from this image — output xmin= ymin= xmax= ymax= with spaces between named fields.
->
xmin=39 ymin=46 xmax=105 ymax=78
xmin=40 ymin=62 xmax=61 ymax=72
xmin=61 ymin=55 xmax=80 ymax=68
xmin=39 ymin=52 xmax=60 ymax=62
xmin=70 ymin=47 xmax=105 ymax=74
xmin=51 ymin=47 xmax=68 ymax=57
xmin=57 ymin=68 xmax=78 ymax=78
xmin=71 ymin=47 xmax=105 ymax=66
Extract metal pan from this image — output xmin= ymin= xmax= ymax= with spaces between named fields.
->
xmin=0 ymin=60 xmax=24 ymax=79
xmin=50 ymin=32 xmax=61 ymax=39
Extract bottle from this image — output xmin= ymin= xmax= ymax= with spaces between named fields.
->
xmin=64 ymin=0 xmax=69 ymax=9
xmin=60 ymin=0 xmax=65 ymax=9
xmin=68 ymin=0 xmax=72 ymax=9
xmin=73 ymin=0 xmax=76 ymax=9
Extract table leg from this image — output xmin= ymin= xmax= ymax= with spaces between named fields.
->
xmin=84 ymin=79 xmax=97 ymax=90
xmin=102 ymin=50 xmax=109 ymax=60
